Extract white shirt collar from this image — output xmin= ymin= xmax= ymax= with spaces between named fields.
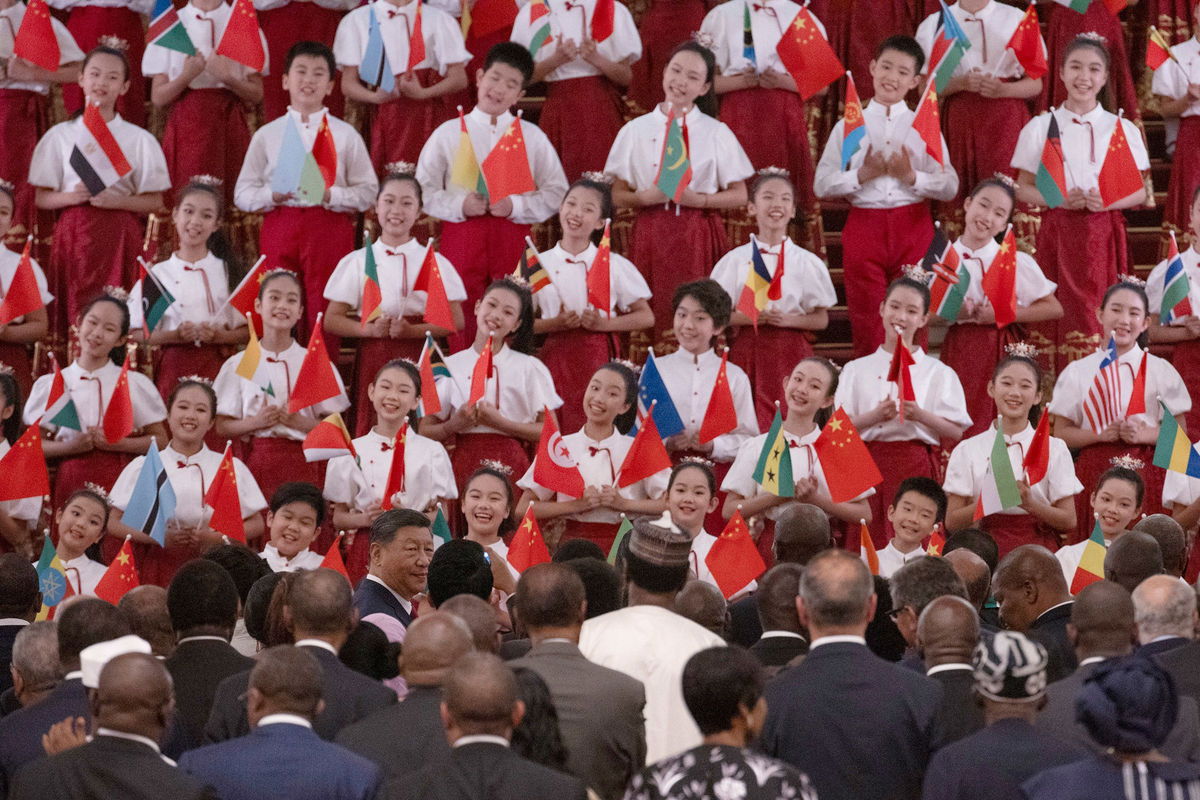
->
xmin=294 ymin=638 xmax=339 ymax=655
xmin=1038 ymin=600 xmax=1074 ymax=621
xmin=467 ymin=105 xmax=513 ymax=128
xmin=759 ymin=630 xmax=806 ymax=641
xmin=809 ymin=635 xmax=867 ymax=650
xmin=163 ymin=443 xmax=211 ymax=464
xmin=1079 ymin=655 xmax=1107 ymax=667
xmin=1059 ymin=103 xmax=1106 ymax=124
xmin=551 ymin=241 xmax=596 ymax=262
xmin=95 ymin=728 xmax=173 ymax=765
xmin=364 ymin=574 xmax=414 ymax=613
xmin=257 ymin=713 xmax=314 ymax=730
xmin=0 ymin=618 xmax=29 ymax=627
xmin=957 ymin=0 xmax=996 ymax=20
xmin=286 ymin=105 xmax=329 ymax=127
xmin=453 ymin=734 xmax=510 ymax=748
xmin=175 ymin=635 xmax=229 ymax=645
xmin=865 ymin=98 xmax=910 ymax=117
xmin=65 ymin=670 xmax=84 ymax=681
xmin=652 ymin=103 xmax=701 ymax=125
xmin=926 ymin=663 xmax=973 ymax=676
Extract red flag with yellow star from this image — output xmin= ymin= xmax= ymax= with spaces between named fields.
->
xmin=480 ymin=116 xmax=536 ymax=202
xmin=204 ymin=443 xmax=246 ymax=543
xmin=616 ymin=408 xmax=671 ymax=488
xmin=13 ymin=0 xmax=60 ymax=72
xmin=312 ymin=115 xmax=338 ymax=189
xmin=926 ymin=527 xmax=946 ymax=555
xmin=94 ymin=536 xmax=139 ymax=604
xmin=912 ymin=82 xmax=944 ymax=166
xmin=320 ymin=534 xmax=351 ymax=580
xmin=1004 ymin=4 xmax=1047 ymax=80
xmin=508 ymin=505 xmax=551 ymax=572
xmin=981 ymin=226 xmax=1018 ymax=328
xmin=412 ymin=243 xmax=456 ymax=332
xmin=1098 ymin=115 xmax=1145 ymax=207
xmin=812 ymin=407 xmax=882 ymax=503
xmin=705 ymin=509 xmax=765 ymax=599
xmin=407 ymin=0 xmax=426 ymax=70
xmin=215 ymin=0 xmax=265 ymax=71
xmin=0 ymin=419 xmax=49 ymax=501
xmin=698 ymin=351 xmax=737 ymax=444
xmin=288 ymin=313 xmax=343 ymax=413
xmin=774 ymin=5 xmax=842 ymax=100
xmin=102 ymin=350 xmax=134 ymax=444
xmin=380 ymin=423 xmax=408 ymax=510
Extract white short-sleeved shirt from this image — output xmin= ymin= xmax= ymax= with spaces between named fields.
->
xmin=323 ymin=238 xmax=467 ymax=319
xmin=876 ymin=540 xmax=924 ymax=578
xmin=324 ymin=428 xmax=457 ymax=512
xmin=234 ymin=107 xmax=378 ymax=214
xmin=261 ymin=543 xmax=325 ymax=572
xmin=0 ymin=3 xmax=84 ymax=94
xmin=431 ymin=344 xmax=563 ymax=433
xmin=605 ymin=105 xmax=754 ymax=197
xmin=914 ymin=0 xmax=1044 ymax=80
xmin=29 ymin=114 xmax=170 ymax=196
xmin=709 ymin=238 xmax=837 ymax=316
xmin=62 ymin=554 xmax=106 ymax=597
xmin=0 ymin=245 xmax=54 ymax=324
xmin=417 ymin=107 xmax=568 ymax=225
xmin=655 ymin=348 xmax=758 ymax=462
xmin=531 ymin=242 xmax=651 ymax=318
xmin=1164 ymin=470 xmax=1200 ymax=511
xmin=142 ymin=1 xmax=269 ymax=87
xmin=1056 ymin=537 xmax=1110 ymax=587
xmin=516 ymin=427 xmax=669 ymax=523
xmin=1047 ymin=344 xmax=1190 ymax=427
xmin=0 ymin=439 xmax=42 ymax=527
xmin=128 ymin=253 xmax=244 ymax=332
xmin=1011 ymin=106 xmax=1150 ymax=193
xmin=510 ymin=0 xmax=640 ymax=81
xmin=333 ymin=0 xmax=469 ymax=75
xmin=254 ymin=0 xmax=356 ymax=12
xmin=946 ymin=237 xmax=1057 ymax=317
xmin=46 ymin=0 xmax=154 ymax=14
xmin=699 ymin=0 xmax=825 ymax=76
xmin=1151 ymin=38 xmax=1200 ymax=119
xmin=943 ymin=423 xmax=1082 ymax=512
xmin=721 ymin=424 xmax=875 ymax=521
xmin=688 ymin=530 xmax=757 ymax=595
xmin=834 ymin=346 xmax=972 ymax=445
xmin=25 ymin=361 xmax=167 ymax=442
xmin=814 ymin=99 xmax=960 ymax=208
xmin=109 ymin=442 xmax=267 ymax=528
xmin=213 ymin=340 xmax=350 ymax=440
xmin=1147 ymin=245 xmax=1200 ymax=324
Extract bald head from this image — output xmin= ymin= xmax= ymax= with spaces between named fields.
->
xmin=248 ymin=645 xmax=323 ymax=723
xmin=994 ymin=545 xmax=1070 ymax=632
xmin=1133 ymin=515 xmax=1187 ymax=578
xmin=119 ymin=586 xmax=175 ymax=658
xmin=1070 ymin=580 xmax=1136 ymax=658
xmin=440 ymin=594 xmax=499 ymax=653
xmin=676 ymin=581 xmax=727 ymax=638
xmin=1104 ymin=531 xmax=1164 ymax=593
xmin=514 ymin=563 xmax=586 ymax=633
xmin=773 ymin=504 xmax=832 ymax=565
xmin=400 ymin=611 xmax=474 ymax=686
xmin=917 ymin=595 xmax=980 ymax=667
xmin=944 ymin=549 xmax=990 ymax=612
xmin=799 ymin=550 xmax=875 ymax=634
xmin=1132 ymin=574 xmax=1197 ymax=643
xmin=93 ymin=653 xmax=173 ymax=741
xmin=757 ymin=563 xmax=805 ymax=634
xmin=441 ymin=652 xmax=521 ymax=739
xmin=286 ymin=568 xmax=353 ymax=638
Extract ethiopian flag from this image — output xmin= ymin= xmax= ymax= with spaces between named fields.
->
xmin=753 ymin=407 xmax=794 ymax=497
xmin=654 ymin=112 xmax=692 ymax=203
xmin=35 ymin=537 xmax=72 ymax=620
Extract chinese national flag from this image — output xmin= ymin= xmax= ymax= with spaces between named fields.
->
xmin=464 ymin=0 xmax=518 ymax=38
xmin=508 ymin=505 xmax=551 ymax=572
xmin=912 ymin=82 xmax=944 ymax=165
xmin=204 ymin=444 xmax=246 ymax=543
xmin=1023 ymin=409 xmax=1051 ymax=485
xmin=590 ymin=0 xmax=614 ymax=41
xmin=1005 ymin=4 xmax=1047 ymax=80
xmin=407 ymin=1 xmax=426 ymax=70
xmin=981 ymin=226 xmax=1018 ymax=328
xmin=312 ymin=115 xmax=338 ymax=189
xmin=13 ymin=0 xmax=59 ymax=72
xmin=0 ymin=420 xmax=49 ymax=501
xmin=225 ymin=255 xmax=269 ymax=335
xmin=1125 ymin=349 xmax=1148 ymax=416
xmin=94 ymin=537 xmax=139 ymax=604
xmin=102 ymin=350 xmax=134 ymax=444
xmin=320 ymin=534 xmax=351 ymax=581
xmin=586 ymin=220 xmax=612 ymax=315
xmin=926 ymin=527 xmax=945 ymax=556
xmin=886 ymin=339 xmax=917 ymax=419
xmin=215 ymin=0 xmax=265 ymax=72
xmin=0 ymin=237 xmax=46 ymax=324
xmin=380 ymin=424 xmax=407 ymax=510
xmin=533 ymin=409 xmax=586 ymax=496
xmin=480 ymin=116 xmax=536 ymax=202
xmin=412 ymin=244 xmax=456 ymax=332
xmin=288 ymin=314 xmax=343 ymax=413
xmin=467 ymin=334 xmax=493 ymax=405
xmin=773 ymin=5 xmax=842 ymax=100
xmin=616 ymin=409 xmax=671 ymax=488
xmin=698 ymin=351 xmax=738 ymax=444
xmin=704 ymin=509 xmax=765 ymax=599
xmin=859 ymin=520 xmax=879 ymax=575
xmin=1097 ymin=117 xmax=1145 ymax=207
xmin=812 ymin=407 xmax=883 ymax=503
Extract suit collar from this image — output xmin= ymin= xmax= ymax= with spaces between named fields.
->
xmin=257 ymin=714 xmax=315 ymax=731
xmin=527 ymin=639 xmax=584 ymax=657
xmin=809 ymin=635 xmax=866 ymax=650
xmin=454 ymin=735 xmax=510 ymax=749
xmin=359 ymin=578 xmax=414 ymax=626
xmin=1033 ymin=601 xmax=1073 ymax=626
xmin=295 ymin=638 xmax=339 ymax=656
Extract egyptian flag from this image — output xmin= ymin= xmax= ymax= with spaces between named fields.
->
xmin=70 ymin=103 xmax=132 ymax=196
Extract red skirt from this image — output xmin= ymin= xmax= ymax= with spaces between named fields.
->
xmin=439 ymin=216 xmax=530 ymax=350
xmin=0 ymin=90 xmax=48 ymax=249
xmin=1165 ymin=117 xmax=1200 ymax=235
xmin=939 ymin=322 xmax=1024 ymax=439
xmin=727 ymin=324 xmax=812 ymax=432
xmin=54 ymin=450 xmax=131 ymax=564
xmin=1072 ymin=442 xmax=1162 ymax=545
xmin=244 ymin=436 xmax=319 ymax=519
xmin=1171 ymin=339 xmax=1200 ymax=435
xmin=133 ymin=539 xmax=204 ymax=588
xmin=258 ymin=3 xmax=347 ymax=121
xmin=538 ymin=329 xmax=619 ymax=434
xmin=0 ymin=343 xmax=34 ymax=400
xmin=161 ymin=88 xmax=250 ymax=206
xmin=719 ymin=87 xmax=816 ymax=213
xmin=629 ymin=205 xmax=728 ymax=347
xmin=369 ymin=69 xmax=463 ymax=173
xmin=49 ymin=206 xmax=143 ymax=338
xmin=62 ymin=6 xmax=147 ymax=126
xmin=351 ymin=334 xmax=423 ymax=437
xmin=540 ymin=76 xmax=625 ymax=182
xmin=154 ymin=343 xmax=233 ymax=397
xmin=863 ymin=440 xmax=939 ymax=549
xmin=1030 ymin=208 xmax=1128 ymax=373
xmin=978 ymin=511 xmax=1059 ymax=559
xmin=1043 ymin=2 xmax=1139 ymax=120
xmin=941 ymin=92 xmax=1029 ymax=209
xmin=560 ymin=519 xmax=619 ymax=555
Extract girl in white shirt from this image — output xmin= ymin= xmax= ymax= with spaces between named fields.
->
xmin=1147 ymin=187 xmax=1200 ymax=434
xmin=0 ymin=370 xmax=42 ymax=558
xmin=1150 ymin=10 xmax=1200 ymax=238
xmin=53 ymin=486 xmax=112 ymax=597
xmin=516 ymin=362 xmax=668 ymax=553
xmin=943 ymin=349 xmax=1081 ymax=557
xmin=532 ymin=176 xmax=652 ymax=433
xmin=461 ymin=461 xmax=520 ymax=593
xmin=134 ymin=178 xmax=249 ymax=398
xmin=0 ymin=182 xmax=53 ymax=398
xmin=1055 ymin=461 xmax=1144 ymax=586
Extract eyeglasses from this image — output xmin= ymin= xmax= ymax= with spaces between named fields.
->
xmin=887 ymin=605 xmax=912 ymax=621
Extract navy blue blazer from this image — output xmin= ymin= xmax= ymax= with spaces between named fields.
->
xmin=0 ymin=677 xmax=89 ymax=795
xmin=353 ymin=579 xmax=412 ymax=628
xmin=180 ymin=721 xmax=382 ymax=800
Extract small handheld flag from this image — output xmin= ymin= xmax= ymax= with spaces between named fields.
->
xmin=736 ymin=236 xmax=773 ymax=328
xmin=417 ymin=332 xmax=450 ymax=416
xmin=705 ymin=509 xmax=765 ymax=598
xmin=45 ymin=355 xmax=82 ymax=432
xmin=431 ymin=503 xmax=452 ymax=546
xmin=527 ymin=0 xmax=551 ymax=58
xmin=1097 ymin=113 xmax=1145 ymax=208
xmin=1146 ymin=26 xmax=1177 ymax=70
xmin=0 ymin=420 xmax=49 ymax=502
xmin=1161 ymin=230 xmax=1193 ymax=324
xmin=34 ymin=537 xmax=71 ymax=620
xmin=633 ymin=350 xmax=685 ymax=438
xmin=981 ymin=226 xmax=1018 ymax=329
xmin=508 ymin=504 xmax=551 ymax=572
xmin=1005 ymin=4 xmax=1047 ymax=80
xmin=923 ymin=227 xmax=970 ymax=321
xmin=1023 ymin=409 xmax=1052 ymax=484
xmin=859 ymin=520 xmax=879 ymax=575
xmin=1082 ymin=335 xmax=1123 ymax=434
xmin=607 ymin=515 xmax=632 ymax=564
xmin=812 ymin=407 xmax=882 ymax=503
xmin=586 ymin=220 xmax=612 ymax=316
xmin=287 ymin=314 xmax=343 ymax=413
xmin=359 ymin=3 xmax=395 ymax=92
xmin=147 ymin=0 xmax=196 ymax=55
xmin=653 ymin=112 xmax=692 ymax=203
xmin=412 ymin=242 xmax=456 ymax=332
xmin=753 ymin=405 xmax=794 ymax=497
xmin=480 ymin=114 xmax=536 ymax=202
xmin=360 ymin=234 xmax=383 ymax=329
xmin=303 ymin=413 xmax=357 ymax=462
xmin=467 ymin=334 xmax=493 ymax=406
xmin=450 ymin=106 xmax=486 ymax=195
xmin=1036 ymin=114 xmax=1069 ymax=209
xmin=94 ymin=537 xmax=140 ymax=604
xmin=102 ymin=349 xmax=134 ymax=444
xmin=911 ymin=82 xmax=944 ymax=166
xmin=513 ymin=238 xmax=550 ymax=293
xmin=406 ymin=0 xmax=426 ymax=71
xmin=533 ymin=411 xmax=586 ymax=497
xmin=71 ymin=102 xmax=132 ymax=196
xmin=380 ymin=423 xmax=408 ymax=510
xmin=773 ymin=4 xmax=843 ymax=99
xmin=1153 ymin=400 xmax=1200 ymax=477
xmin=312 ymin=115 xmax=338 ymax=190
xmin=135 ymin=258 xmax=177 ymax=335
xmin=320 ymin=534 xmax=351 ymax=580
xmin=121 ymin=441 xmax=177 ymax=547
xmin=927 ymin=0 xmax=971 ymax=93
xmin=616 ymin=404 xmax=671 ymax=488
xmin=698 ymin=351 xmax=738 ymax=444
xmin=841 ymin=72 xmax=866 ymax=169
xmin=204 ymin=443 xmax=246 ymax=543
xmin=887 ymin=337 xmax=916 ymax=419
xmin=215 ymin=0 xmax=266 ymax=72
xmin=0 ymin=237 xmax=46 ymax=325
xmin=13 ymin=0 xmax=60 ymax=72
xmin=1125 ymin=349 xmax=1147 ymax=417
xmin=1070 ymin=519 xmax=1107 ymax=594
xmin=235 ymin=314 xmax=276 ymax=398
xmin=272 ymin=115 xmax=326 ymax=206
xmin=590 ymin=0 xmax=614 ymax=41
xmin=973 ymin=421 xmax=1022 ymax=520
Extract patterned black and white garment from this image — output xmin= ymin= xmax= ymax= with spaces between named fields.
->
xmin=623 ymin=745 xmax=819 ymax=800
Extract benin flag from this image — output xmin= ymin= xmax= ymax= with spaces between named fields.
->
xmin=752 ymin=407 xmax=794 ymax=497
xmin=235 ymin=314 xmax=275 ymax=398
xmin=360 ymin=234 xmax=382 ymax=328
xmin=1154 ymin=399 xmax=1200 ymax=477
xmin=1070 ymin=520 xmax=1107 ymax=594
xmin=1036 ymin=115 xmax=1068 ymax=208
xmin=450 ymin=107 xmax=486 ymax=195
xmin=1147 ymin=26 xmax=1175 ymax=70
xmin=653 ymin=112 xmax=691 ymax=203
xmin=973 ymin=423 xmax=1022 ymax=520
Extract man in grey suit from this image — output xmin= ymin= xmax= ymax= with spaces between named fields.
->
xmin=509 ymin=563 xmax=646 ymax=800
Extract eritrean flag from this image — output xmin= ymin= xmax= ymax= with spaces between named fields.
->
xmin=1036 ymin=114 xmax=1068 ymax=209
xmin=841 ymin=71 xmax=866 ymax=169
xmin=70 ymin=102 xmax=132 ymax=196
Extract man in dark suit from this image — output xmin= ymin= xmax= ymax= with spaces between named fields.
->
xmin=917 ymin=595 xmax=985 ymax=745
xmin=0 ymin=598 xmax=131 ymax=793
xmin=9 ymin=652 xmax=213 ymax=800
xmin=993 ymin=546 xmax=1076 ymax=683
xmin=336 ymin=611 xmax=474 ymax=779
xmin=1133 ymin=515 xmax=1188 ymax=579
xmin=1133 ymin=574 xmax=1194 ymax=658
xmin=6 ymin=622 xmax=61 ymax=716
xmin=205 ymin=569 xmax=396 ymax=742
xmin=180 ymin=646 xmax=381 ymax=800
xmin=354 ymin=509 xmax=434 ymax=630
xmin=1103 ymin=531 xmax=1164 ymax=594
xmin=748 ymin=563 xmax=808 ymax=671
xmin=760 ymin=550 xmax=944 ymax=800
xmin=164 ymin=560 xmax=255 ymax=751
xmin=943 ymin=549 xmax=995 ymax=630
xmin=391 ymin=651 xmax=587 ymax=800
xmin=1035 ymin=580 xmax=1200 ymax=760
xmin=0 ymin=554 xmax=39 ymax=695
xmin=509 ymin=564 xmax=646 ymax=800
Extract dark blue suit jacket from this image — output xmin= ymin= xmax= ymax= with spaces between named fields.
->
xmin=0 ymin=677 xmax=88 ymax=795
xmin=179 ymin=721 xmax=382 ymax=800
xmin=353 ymin=579 xmax=412 ymax=628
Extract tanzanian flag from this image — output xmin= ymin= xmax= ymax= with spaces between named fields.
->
xmin=147 ymin=0 xmax=196 ymax=55
xmin=753 ymin=407 xmax=794 ymax=497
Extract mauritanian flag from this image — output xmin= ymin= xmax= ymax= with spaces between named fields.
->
xmin=973 ymin=422 xmax=1022 ymax=520
xmin=654 ymin=112 xmax=691 ymax=203
xmin=70 ymin=102 xmax=132 ymax=196
xmin=235 ymin=315 xmax=275 ymax=397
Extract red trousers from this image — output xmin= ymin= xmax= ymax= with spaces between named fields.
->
xmin=162 ymin=88 xmax=250 ymax=206
xmin=439 ymin=216 xmax=529 ymax=350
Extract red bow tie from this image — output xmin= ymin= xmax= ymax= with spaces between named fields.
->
xmin=386 ymin=7 xmax=403 ymax=17
xmin=380 ymin=441 xmax=392 ymax=452
xmin=177 ymin=460 xmax=189 ymax=469
xmin=385 ymin=248 xmax=403 ymax=257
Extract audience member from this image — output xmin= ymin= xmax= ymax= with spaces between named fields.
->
xmin=1103 ymin=530 xmax=1164 ymax=593
xmin=749 ymin=563 xmax=808 ymax=671
xmin=6 ymin=622 xmax=61 ymax=716
xmin=1133 ymin=515 xmax=1188 ymax=579
xmin=992 ymin=546 xmax=1076 ymax=682
xmin=1133 ymin=574 xmax=1196 ymax=657
xmin=0 ymin=554 xmax=39 ymax=695
xmin=918 ymin=595 xmax=985 ymax=745
xmin=675 ymin=581 xmax=728 ymax=639
xmin=118 ymin=586 xmax=175 ymax=659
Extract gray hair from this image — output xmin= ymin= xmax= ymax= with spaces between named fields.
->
xmin=1133 ymin=576 xmax=1197 ymax=642
xmin=12 ymin=621 xmax=63 ymax=691
xmin=890 ymin=557 xmax=968 ymax=617
xmin=799 ymin=550 xmax=874 ymax=628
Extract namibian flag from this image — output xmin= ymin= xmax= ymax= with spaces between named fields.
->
xmin=147 ymin=0 xmax=195 ymax=54
xmin=361 ymin=234 xmax=383 ymax=328
xmin=70 ymin=102 xmax=132 ymax=196
xmin=1036 ymin=114 xmax=1068 ymax=208
xmin=841 ymin=71 xmax=866 ymax=169
xmin=753 ymin=406 xmax=794 ymax=497
xmin=736 ymin=235 xmax=773 ymax=327
xmin=1162 ymin=231 xmax=1193 ymax=323
xmin=654 ymin=112 xmax=691 ymax=203
xmin=1070 ymin=519 xmax=1107 ymax=594
xmin=1154 ymin=399 xmax=1200 ymax=477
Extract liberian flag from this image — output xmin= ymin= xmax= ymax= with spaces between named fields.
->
xmin=45 ymin=355 xmax=81 ymax=431
xmin=1082 ymin=334 xmax=1123 ymax=434
xmin=70 ymin=103 xmax=132 ymax=196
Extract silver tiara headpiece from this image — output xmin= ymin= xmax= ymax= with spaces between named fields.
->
xmin=1110 ymin=454 xmax=1145 ymax=471
xmin=1078 ymin=31 xmax=1108 ymax=45
xmin=384 ymin=161 xmax=416 ymax=178
xmin=97 ymin=35 xmax=129 ymax=52
xmin=990 ymin=172 xmax=1017 ymax=190
xmin=1003 ymin=342 xmax=1039 ymax=359
xmin=756 ymin=166 xmax=791 ymax=178
xmin=176 ymin=374 xmax=214 ymax=386
xmin=478 ymin=459 xmax=513 ymax=476
xmin=690 ymin=30 xmax=715 ymax=50
xmin=189 ymin=174 xmax=223 ymax=188
xmin=82 ymin=482 xmax=112 ymax=506
xmin=103 ymin=285 xmax=130 ymax=302
xmin=580 ymin=171 xmax=615 ymax=185
xmin=900 ymin=263 xmax=934 ymax=287
xmin=679 ymin=455 xmax=715 ymax=469
xmin=1118 ymin=274 xmax=1147 ymax=289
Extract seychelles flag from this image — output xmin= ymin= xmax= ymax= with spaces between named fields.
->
xmin=70 ymin=102 xmax=132 ymax=196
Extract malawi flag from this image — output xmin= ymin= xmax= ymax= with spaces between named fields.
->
xmin=480 ymin=115 xmax=536 ymax=202
xmin=0 ymin=237 xmax=46 ymax=325
xmin=71 ymin=102 xmax=132 ymax=196
xmin=1161 ymin=230 xmax=1193 ymax=323
xmin=973 ymin=423 xmax=1022 ymax=520
xmin=1036 ymin=115 xmax=1068 ymax=208
xmin=1070 ymin=520 xmax=1107 ymax=593
xmin=654 ymin=112 xmax=691 ymax=203
xmin=774 ymin=5 xmax=842 ymax=100
xmin=215 ymin=0 xmax=265 ymax=72
xmin=981 ymin=226 xmax=1018 ymax=328
xmin=1098 ymin=115 xmax=1145 ymax=207
xmin=13 ymin=0 xmax=60 ymax=71
xmin=922 ymin=227 xmax=970 ymax=321
xmin=1005 ymin=4 xmax=1047 ymax=80
xmin=586 ymin=220 xmax=612 ymax=315
xmin=147 ymin=0 xmax=195 ymax=55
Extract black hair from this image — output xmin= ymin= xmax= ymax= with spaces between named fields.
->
xmin=203 ymin=543 xmax=273 ymax=607
xmin=56 ymin=598 xmax=131 ymax=666
xmin=593 ymin=361 xmax=638 ymax=434
xmin=0 ymin=180 xmax=13 ymax=206
xmin=0 ymin=553 xmax=38 ymax=617
xmin=0 ymin=368 xmax=23 ymax=444
xmin=427 ymin=539 xmax=494 ymax=607
xmin=78 ymin=293 xmax=131 ymax=365
xmin=462 ymin=464 xmax=517 ymax=540
xmin=373 ymin=358 xmax=422 ymax=430
xmin=285 ymin=40 xmax=336 ymax=76
xmin=891 ymin=476 xmax=948 ymax=525
xmin=339 ymin=621 xmax=401 ymax=681
xmin=64 ymin=487 xmax=111 ymax=531
xmin=510 ymin=667 xmax=569 ymax=770
xmin=553 ymin=538 xmax=605 ymax=562
xmin=563 ymin=176 xmax=614 ymax=234
xmin=795 ymin=356 xmax=840 ymax=428
xmin=268 ymin=482 xmax=326 ymax=528
xmin=369 ymin=507 xmax=432 ymax=546
xmin=483 ymin=41 xmax=535 ymax=86
xmin=682 ymin=646 xmax=764 ymax=735
xmin=668 ymin=460 xmax=716 ymax=496
xmin=83 ymin=44 xmax=131 ymax=82
xmin=941 ymin=528 xmax=999 ymax=574
xmin=175 ymin=180 xmax=246 ymax=294
xmin=1101 ymin=280 xmax=1151 ymax=349
xmin=564 ymin=556 xmax=621 ymax=618
xmin=244 ymin=571 xmax=286 ymax=645
xmin=1062 ymin=35 xmax=1113 ymax=110
xmin=482 ymin=277 xmax=536 ymax=354
xmin=991 ymin=353 xmax=1045 ymax=426
xmin=379 ymin=165 xmax=423 ymax=206
xmin=885 ymin=275 xmax=932 ymax=315
xmin=672 ymin=278 xmax=732 ymax=331
xmin=1095 ymin=464 xmax=1146 ymax=509
xmin=167 ymin=377 xmax=218 ymax=419
xmin=749 ymin=170 xmax=796 ymax=204
xmin=875 ymin=34 xmax=925 ymax=74
xmin=166 ymin=559 xmax=239 ymax=633
xmin=967 ymin=177 xmax=1017 ymax=228
xmin=624 ymin=548 xmax=689 ymax=594
xmin=666 ymin=41 xmax=719 ymax=117
xmin=257 ymin=268 xmax=303 ymax=300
